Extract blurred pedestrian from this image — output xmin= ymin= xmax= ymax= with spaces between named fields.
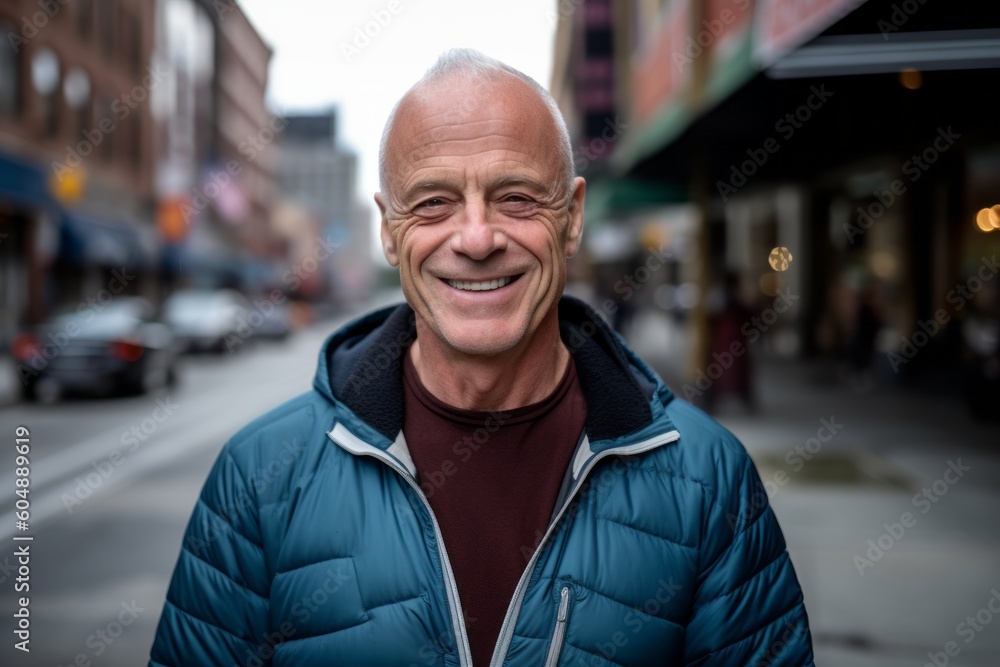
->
xmin=705 ymin=271 xmax=755 ymax=412
xmin=845 ymin=280 xmax=884 ymax=390
xmin=961 ymin=281 xmax=1000 ymax=420
xmin=150 ymin=49 xmax=814 ymax=667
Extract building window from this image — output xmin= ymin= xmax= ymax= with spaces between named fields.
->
xmin=31 ymin=47 xmax=61 ymax=138
xmin=126 ymin=13 xmax=142 ymax=75
xmin=64 ymin=67 xmax=91 ymax=144
xmin=0 ymin=21 xmax=21 ymax=118
xmin=77 ymin=0 xmax=93 ymax=38
xmin=95 ymin=94 xmax=115 ymax=163
xmin=128 ymin=113 xmax=142 ymax=170
xmin=97 ymin=0 xmax=116 ymax=58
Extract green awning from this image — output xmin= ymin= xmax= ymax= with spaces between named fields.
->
xmin=583 ymin=177 xmax=687 ymax=227
xmin=610 ymin=102 xmax=691 ymax=174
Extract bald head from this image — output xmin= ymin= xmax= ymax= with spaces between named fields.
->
xmin=378 ymin=49 xmax=574 ymax=198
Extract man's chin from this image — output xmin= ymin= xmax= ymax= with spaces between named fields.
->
xmin=436 ymin=321 xmax=527 ymax=357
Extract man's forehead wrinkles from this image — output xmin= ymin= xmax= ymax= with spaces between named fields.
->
xmin=409 ymin=117 xmax=519 ymax=146
xmin=403 ymin=133 xmax=529 ymax=162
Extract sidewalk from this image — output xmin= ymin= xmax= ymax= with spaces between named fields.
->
xmin=0 ymin=355 xmax=20 ymax=407
xmin=650 ymin=353 xmax=1000 ymax=666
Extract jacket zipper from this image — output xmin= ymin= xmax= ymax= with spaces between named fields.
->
xmin=543 ymin=586 xmax=572 ymax=667
xmin=331 ymin=423 xmax=680 ymax=667
xmin=327 ymin=424 xmax=473 ymax=667
xmin=487 ymin=428 xmax=681 ymax=666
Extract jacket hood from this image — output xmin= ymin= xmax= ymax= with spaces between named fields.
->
xmin=313 ymin=295 xmax=676 ymax=447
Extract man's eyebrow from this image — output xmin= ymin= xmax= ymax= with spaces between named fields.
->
xmin=488 ymin=175 xmax=551 ymax=194
xmin=401 ymin=180 xmax=460 ymax=201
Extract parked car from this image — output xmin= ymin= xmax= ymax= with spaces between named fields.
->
xmin=163 ymin=289 xmax=250 ymax=353
xmin=252 ymin=300 xmax=293 ymax=341
xmin=11 ymin=297 xmax=179 ymax=403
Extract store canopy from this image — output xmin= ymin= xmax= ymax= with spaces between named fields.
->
xmin=584 ymin=177 xmax=687 ymax=228
xmin=58 ymin=211 xmax=152 ymax=269
xmin=766 ymin=28 xmax=1000 ymax=78
xmin=0 ymin=153 xmax=52 ymax=210
xmin=612 ymin=0 xmax=872 ymax=175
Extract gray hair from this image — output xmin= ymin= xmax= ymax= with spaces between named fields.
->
xmin=378 ymin=48 xmax=575 ymax=198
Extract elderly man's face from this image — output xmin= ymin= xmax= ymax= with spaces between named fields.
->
xmin=376 ymin=73 xmax=585 ymax=357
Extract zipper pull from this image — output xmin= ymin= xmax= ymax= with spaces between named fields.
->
xmin=557 ymin=586 xmax=570 ymax=622
xmin=544 ymin=586 xmax=572 ymax=667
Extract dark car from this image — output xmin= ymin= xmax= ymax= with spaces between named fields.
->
xmin=11 ymin=297 xmax=179 ymax=403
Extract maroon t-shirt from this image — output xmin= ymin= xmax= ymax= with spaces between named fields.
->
xmin=402 ymin=350 xmax=587 ymax=666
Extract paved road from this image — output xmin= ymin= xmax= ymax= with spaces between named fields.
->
xmin=0 ymin=308 xmax=365 ymax=666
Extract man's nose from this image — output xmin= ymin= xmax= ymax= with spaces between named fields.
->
xmin=450 ymin=200 xmax=507 ymax=260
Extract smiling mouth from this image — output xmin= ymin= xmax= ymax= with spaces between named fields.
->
xmin=444 ymin=274 xmax=523 ymax=292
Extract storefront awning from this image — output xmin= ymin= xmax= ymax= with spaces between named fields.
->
xmin=766 ymin=28 xmax=1000 ymax=78
xmin=57 ymin=211 xmax=153 ymax=269
xmin=0 ymin=153 xmax=53 ymax=210
xmin=585 ymin=177 xmax=688 ymax=228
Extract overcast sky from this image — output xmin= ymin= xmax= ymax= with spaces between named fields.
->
xmin=238 ymin=0 xmax=559 ymax=257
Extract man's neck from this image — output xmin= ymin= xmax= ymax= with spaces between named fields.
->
xmin=408 ymin=316 xmax=570 ymax=412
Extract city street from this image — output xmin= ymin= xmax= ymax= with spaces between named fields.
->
xmin=0 ymin=308 xmax=363 ymax=666
xmin=0 ymin=298 xmax=997 ymax=666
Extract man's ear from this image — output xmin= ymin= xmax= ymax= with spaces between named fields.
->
xmin=375 ymin=192 xmax=400 ymax=267
xmin=565 ymin=177 xmax=586 ymax=258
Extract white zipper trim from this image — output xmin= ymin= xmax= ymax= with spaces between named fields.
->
xmin=327 ymin=423 xmax=473 ymax=667
xmin=488 ymin=428 xmax=681 ymax=666
xmin=543 ymin=586 xmax=571 ymax=667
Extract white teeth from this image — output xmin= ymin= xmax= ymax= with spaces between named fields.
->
xmin=447 ymin=276 xmax=513 ymax=291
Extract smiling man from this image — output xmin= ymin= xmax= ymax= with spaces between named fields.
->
xmin=150 ymin=49 xmax=814 ymax=667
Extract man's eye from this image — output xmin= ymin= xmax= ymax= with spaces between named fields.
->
xmin=416 ymin=198 xmax=446 ymax=210
xmin=503 ymin=194 xmax=531 ymax=203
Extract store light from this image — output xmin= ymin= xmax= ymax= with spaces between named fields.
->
xmin=989 ymin=205 xmax=1000 ymax=229
xmin=975 ymin=208 xmax=994 ymax=232
xmin=899 ymin=68 xmax=923 ymax=90
xmin=768 ymin=246 xmax=793 ymax=271
xmin=871 ymin=250 xmax=898 ymax=279
xmin=759 ymin=272 xmax=780 ymax=297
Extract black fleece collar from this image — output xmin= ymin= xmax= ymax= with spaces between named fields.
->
xmin=322 ymin=295 xmax=655 ymax=444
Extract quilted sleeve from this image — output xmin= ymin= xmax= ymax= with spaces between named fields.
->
xmin=683 ymin=448 xmax=815 ymax=666
xmin=149 ymin=445 xmax=272 ymax=667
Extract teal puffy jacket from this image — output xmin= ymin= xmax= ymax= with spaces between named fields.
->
xmin=150 ymin=296 xmax=815 ymax=666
